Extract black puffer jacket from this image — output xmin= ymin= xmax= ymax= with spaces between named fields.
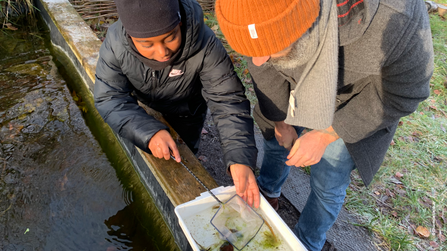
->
xmin=94 ymin=0 xmax=257 ymax=169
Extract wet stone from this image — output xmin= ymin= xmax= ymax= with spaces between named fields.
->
xmin=3 ymin=173 xmax=17 ymax=184
xmin=5 ymin=63 xmax=46 ymax=78
xmin=0 ymin=73 xmax=9 ymax=82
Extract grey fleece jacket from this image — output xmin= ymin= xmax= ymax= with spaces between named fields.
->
xmin=248 ymin=0 xmax=434 ymax=186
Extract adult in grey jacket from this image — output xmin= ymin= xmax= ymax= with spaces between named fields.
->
xmin=216 ymin=0 xmax=433 ymax=250
xmin=94 ymin=0 xmax=259 ymax=205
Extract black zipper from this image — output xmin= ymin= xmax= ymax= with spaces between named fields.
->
xmin=150 ymin=70 xmax=158 ymax=101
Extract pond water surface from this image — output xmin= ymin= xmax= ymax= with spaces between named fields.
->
xmin=0 ymin=16 xmax=178 ymax=251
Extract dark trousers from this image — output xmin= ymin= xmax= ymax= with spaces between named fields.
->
xmin=163 ymin=105 xmax=207 ymax=154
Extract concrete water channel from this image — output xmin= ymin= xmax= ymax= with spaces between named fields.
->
xmin=0 ymin=12 xmax=180 ymax=251
xmin=1 ymin=0 xmax=225 ymax=250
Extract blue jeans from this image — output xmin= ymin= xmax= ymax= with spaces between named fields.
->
xmin=257 ymin=127 xmax=356 ymax=251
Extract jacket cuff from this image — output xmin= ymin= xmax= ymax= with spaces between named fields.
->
xmin=223 ymin=148 xmax=258 ymax=175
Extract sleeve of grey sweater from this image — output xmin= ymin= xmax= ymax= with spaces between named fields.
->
xmin=332 ymin=6 xmax=433 ymax=144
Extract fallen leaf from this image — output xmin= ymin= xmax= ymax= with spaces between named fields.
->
xmin=433 ymin=89 xmax=441 ymax=95
xmin=436 ymin=218 xmax=442 ymax=228
xmin=391 ymin=211 xmax=398 ymax=217
xmin=422 ymin=196 xmax=433 ymax=205
xmin=395 ymin=188 xmax=406 ymax=196
xmin=386 ymin=189 xmax=395 ymax=198
xmin=440 ymin=212 xmax=447 ymax=224
xmin=390 ymin=139 xmax=395 ymax=146
xmin=429 ymin=241 xmax=439 ymax=248
xmin=395 ymin=172 xmax=404 ymax=179
xmin=5 ymin=23 xmax=18 ymax=30
xmin=419 ymin=197 xmax=432 ymax=208
xmin=389 ymin=177 xmax=402 ymax=184
xmin=412 ymin=131 xmax=422 ymax=138
xmin=374 ymin=191 xmax=380 ymax=195
xmin=398 ymin=121 xmax=404 ymax=126
xmin=243 ymin=69 xmax=249 ymax=75
xmin=429 ymin=105 xmax=438 ymax=111
xmin=433 ymin=156 xmax=442 ymax=162
xmin=60 ymin=173 xmax=68 ymax=191
xmin=198 ymin=155 xmax=207 ymax=162
xmin=415 ymin=226 xmax=430 ymax=238
xmin=438 ymin=233 xmax=446 ymax=242
xmin=201 ymin=128 xmax=208 ymax=135
xmin=229 ymin=54 xmax=234 ymax=62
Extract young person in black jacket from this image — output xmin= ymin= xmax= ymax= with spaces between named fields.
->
xmin=94 ymin=0 xmax=259 ymax=205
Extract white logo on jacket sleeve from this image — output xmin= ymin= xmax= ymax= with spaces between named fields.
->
xmin=169 ymin=69 xmax=184 ymax=77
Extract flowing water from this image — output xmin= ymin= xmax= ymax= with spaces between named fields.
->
xmin=0 ymin=16 xmax=178 ymax=251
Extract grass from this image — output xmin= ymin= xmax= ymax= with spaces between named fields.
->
xmin=344 ymin=11 xmax=447 ymax=251
xmin=0 ymin=0 xmax=35 ymax=26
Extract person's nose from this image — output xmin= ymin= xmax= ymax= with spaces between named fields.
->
xmin=252 ymin=56 xmax=271 ymax=66
xmin=156 ymin=44 xmax=169 ymax=58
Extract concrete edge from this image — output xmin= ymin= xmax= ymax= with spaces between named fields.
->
xmin=35 ymin=0 xmax=219 ymax=250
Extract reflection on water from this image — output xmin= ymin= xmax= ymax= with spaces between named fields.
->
xmin=0 ymin=16 xmax=178 ymax=250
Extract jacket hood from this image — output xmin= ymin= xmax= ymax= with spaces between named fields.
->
xmin=339 ymin=0 xmax=379 ymax=46
xmin=117 ymin=0 xmax=206 ymax=64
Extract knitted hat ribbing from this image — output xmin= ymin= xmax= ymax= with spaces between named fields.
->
xmin=215 ymin=0 xmax=320 ymax=57
xmin=115 ymin=0 xmax=181 ymax=38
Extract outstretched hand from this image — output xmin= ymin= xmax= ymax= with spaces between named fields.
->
xmin=148 ymin=129 xmax=181 ymax=162
xmin=230 ymin=164 xmax=260 ymax=208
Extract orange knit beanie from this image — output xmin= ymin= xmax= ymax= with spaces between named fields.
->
xmin=215 ymin=0 xmax=320 ymax=57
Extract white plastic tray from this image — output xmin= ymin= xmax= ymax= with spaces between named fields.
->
xmin=174 ymin=186 xmax=307 ymax=250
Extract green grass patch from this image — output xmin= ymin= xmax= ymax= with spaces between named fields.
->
xmin=345 ymin=13 xmax=447 ymax=250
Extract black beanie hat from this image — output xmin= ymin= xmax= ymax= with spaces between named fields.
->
xmin=115 ymin=0 xmax=181 ymax=38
